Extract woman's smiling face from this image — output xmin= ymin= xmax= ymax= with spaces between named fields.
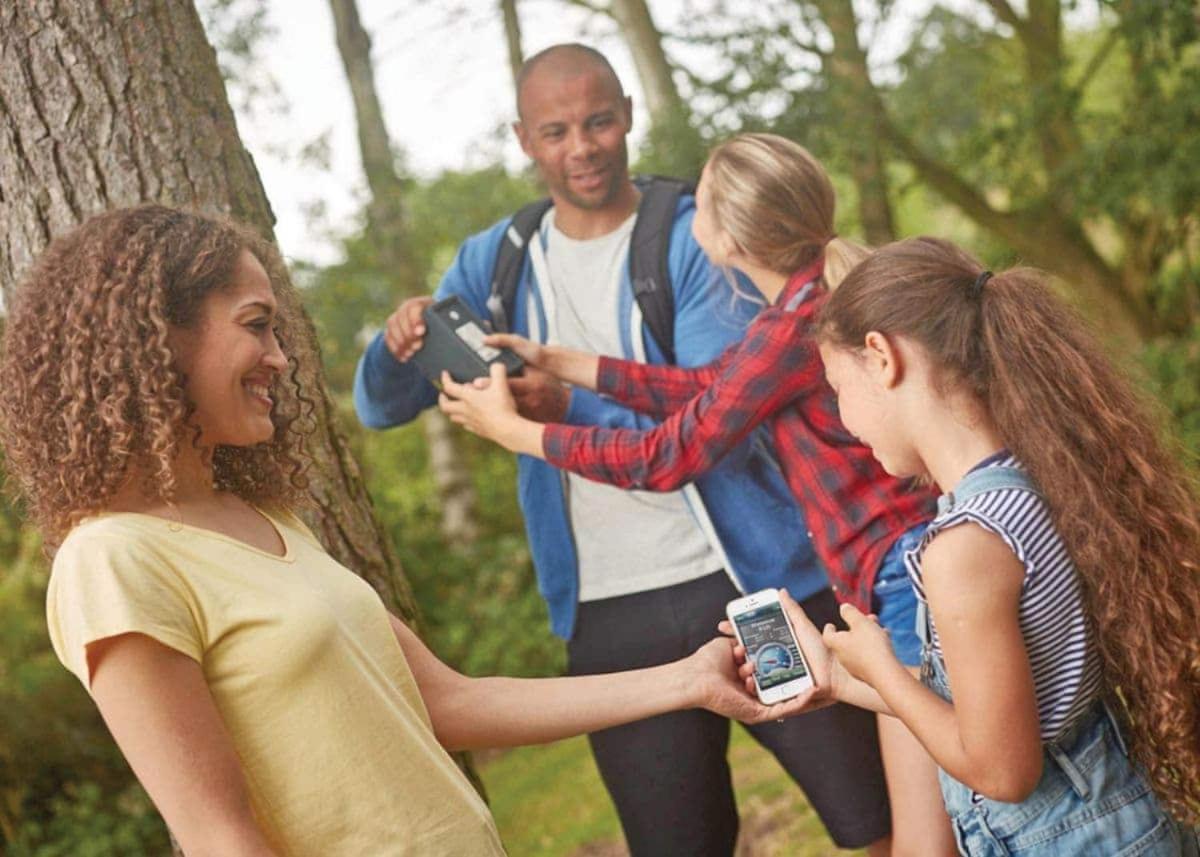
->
xmin=171 ymin=249 xmax=287 ymax=449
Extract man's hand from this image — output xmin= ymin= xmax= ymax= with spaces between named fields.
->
xmin=508 ymin=366 xmax=569 ymax=423
xmin=383 ymin=296 xmax=433 ymax=361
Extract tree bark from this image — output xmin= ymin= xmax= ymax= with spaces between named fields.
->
xmin=811 ymin=0 xmax=896 ymax=245
xmin=500 ymin=0 xmax=523 ymax=91
xmin=327 ymin=0 xmax=480 ymax=545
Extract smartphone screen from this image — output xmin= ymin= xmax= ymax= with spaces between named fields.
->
xmin=733 ymin=602 xmax=809 ymax=690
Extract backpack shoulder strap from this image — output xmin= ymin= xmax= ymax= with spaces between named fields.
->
xmin=629 ymin=175 xmax=694 ymax=364
xmin=938 ymin=465 xmax=1041 ymax=516
xmin=487 ymin=197 xmax=554 ymax=332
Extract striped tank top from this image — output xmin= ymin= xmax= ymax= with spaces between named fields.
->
xmin=905 ymin=451 xmax=1104 ymax=741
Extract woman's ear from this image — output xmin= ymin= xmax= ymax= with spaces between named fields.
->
xmin=863 ymin=331 xmax=903 ymax=389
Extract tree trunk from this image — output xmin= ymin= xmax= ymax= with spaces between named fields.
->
xmin=609 ymin=0 xmax=684 ymax=123
xmin=328 ymin=0 xmax=480 ymax=545
xmin=605 ymin=0 xmax=704 ymax=176
xmin=500 ymin=0 xmax=523 ymax=90
xmin=811 ymin=0 xmax=896 ymax=245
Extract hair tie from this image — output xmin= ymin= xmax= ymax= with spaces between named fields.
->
xmin=970 ymin=270 xmax=992 ymax=299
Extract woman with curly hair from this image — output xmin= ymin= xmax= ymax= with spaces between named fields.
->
xmin=0 ymin=204 xmax=783 ymax=857
xmin=785 ymin=236 xmax=1200 ymax=853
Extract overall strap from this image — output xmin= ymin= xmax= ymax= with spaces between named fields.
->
xmin=937 ymin=465 xmax=1041 ymax=516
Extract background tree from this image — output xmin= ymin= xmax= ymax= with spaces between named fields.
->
xmin=328 ymin=0 xmax=481 ymax=545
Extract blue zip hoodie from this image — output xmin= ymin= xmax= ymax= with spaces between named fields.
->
xmin=354 ymin=196 xmax=828 ymax=639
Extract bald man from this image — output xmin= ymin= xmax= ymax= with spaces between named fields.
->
xmin=355 ymin=44 xmax=890 ymax=856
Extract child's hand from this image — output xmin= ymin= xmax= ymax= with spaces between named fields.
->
xmin=484 ymin=333 xmax=545 ymax=368
xmin=719 ymin=590 xmax=840 ymax=715
xmin=686 ymin=636 xmax=820 ymax=723
xmin=821 ymin=603 xmax=897 ymax=684
xmin=439 ymin=364 xmax=521 ymax=444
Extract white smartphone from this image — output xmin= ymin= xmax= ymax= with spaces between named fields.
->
xmin=726 ymin=589 xmax=814 ymax=704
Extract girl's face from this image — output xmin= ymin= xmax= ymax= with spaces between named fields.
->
xmin=818 ymin=339 xmax=923 ymax=479
xmin=171 ymin=250 xmax=287 ymax=448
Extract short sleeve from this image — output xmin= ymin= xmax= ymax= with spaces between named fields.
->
xmin=46 ymin=525 xmax=203 ymax=688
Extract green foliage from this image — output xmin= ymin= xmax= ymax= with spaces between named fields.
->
xmin=0 ymin=532 xmax=168 ymax=854
xmin=1140 ymin=324 xmax=1200 ymax=455
xmin=349 ymin=405 xmax=563 ymax=678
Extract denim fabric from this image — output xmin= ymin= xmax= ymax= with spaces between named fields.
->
xmin=918 ymin=629 xmax=1197 ymax=856
xmin=871 ymin=524 xmax=926 ymax=667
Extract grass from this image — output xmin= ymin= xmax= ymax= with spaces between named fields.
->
xmin=479 ymin=724 xmax=865 ymax=856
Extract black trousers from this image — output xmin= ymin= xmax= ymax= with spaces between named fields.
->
xmin=568 ymin=571 xmax=890 ymax=856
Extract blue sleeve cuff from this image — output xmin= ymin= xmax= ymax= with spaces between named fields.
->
xmin=353 ymin=333 xmax=438 ymax=429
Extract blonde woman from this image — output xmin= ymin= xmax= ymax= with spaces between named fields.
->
xmin=441 ymin=133 xmax=957 ymax=856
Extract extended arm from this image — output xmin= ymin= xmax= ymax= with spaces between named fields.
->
xmin=441 ymin=316 xmax=815 ymax=489
xmin=389 ymin=616 xmax=799 ymax=750
xmin=825 ymin=525 xmax=1044 ymax=802
xmin=88 ymin=634 xmax=279 ymax=857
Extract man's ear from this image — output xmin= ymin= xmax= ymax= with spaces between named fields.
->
xmin=622 ymin=95 xmax=634 ymax=130
xmin=863 ymin=330 xmax=903 ymax=389
xmin=513 ymin=120 xmax=533 ymax=158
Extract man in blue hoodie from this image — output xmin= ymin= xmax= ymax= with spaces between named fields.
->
xmin=354 ymin=44 xmax=890 ymax=856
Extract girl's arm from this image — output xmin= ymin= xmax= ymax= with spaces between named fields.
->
xmin=442 ymin=318 xmax=819 ymax=490
xmin=88 ymin=634 xmax=279 ymax=857
xmin=826 ymin=525 xmax=1044 ymax=802
xmin=488 ymin=333 xmax=730 ymax=420
xmin=389 ymin=616 xmax=803 ymax=750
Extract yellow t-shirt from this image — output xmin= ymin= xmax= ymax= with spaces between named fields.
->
xmin=46 ymin=509 xmax=505 ymax=857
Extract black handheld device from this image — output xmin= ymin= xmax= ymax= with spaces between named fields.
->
xmin=411 ymin=296 xmax=524 ymax=385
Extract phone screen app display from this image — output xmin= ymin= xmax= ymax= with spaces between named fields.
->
xmin=734 ymin=602 xmax=809 ymax=689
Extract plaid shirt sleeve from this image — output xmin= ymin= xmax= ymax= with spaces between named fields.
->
xmin=543 ymin=310 xmax=823 ymax=490
xmin=593 ymin=343 xmax=740 ymax=420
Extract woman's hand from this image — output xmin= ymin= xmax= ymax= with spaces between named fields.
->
xmin=684 ymin=637 xmax=820 ymax=724
xmin=438 ymin=365 xmax=545 ymax=457
xmin=821 ymin=603 xmax=898 ymax=685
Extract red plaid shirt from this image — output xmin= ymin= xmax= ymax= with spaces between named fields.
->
xmin=543 ymin=262 xmax=937 ymax=611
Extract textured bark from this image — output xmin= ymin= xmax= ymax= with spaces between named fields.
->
xmin=327 ymin=0 xmax=480 ymax=545
xmin=812 ymin=0 xmax=896 ymax=245
xmin=500 ymin=0 xmax=523 ymax=90
xmin=0 ymin=0 xmax=419 ymax=618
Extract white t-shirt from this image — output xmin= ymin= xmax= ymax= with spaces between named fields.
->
xmin=543 ymin=211 xmax=720 ymax=601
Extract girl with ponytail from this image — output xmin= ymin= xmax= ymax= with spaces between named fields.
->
xmin=440 ymin=133 xmax=958 ymax=854
xmin=806 ymin=236 xmax=1200 ymax=853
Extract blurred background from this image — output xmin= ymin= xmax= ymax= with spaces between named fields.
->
xmin=1 ymin=1 xmax=1196 ymax=854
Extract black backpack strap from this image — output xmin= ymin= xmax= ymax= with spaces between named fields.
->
xmin=487 ymin=197 xmax=553 ymax=332
xmin=629 ymin=176 xmax=693 ymax=364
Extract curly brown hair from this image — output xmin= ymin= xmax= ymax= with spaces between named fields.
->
xmin=0 ymin=204 xmax=317 ymax=546
xmin=818 ymin=236 xmax=1200 ymax=824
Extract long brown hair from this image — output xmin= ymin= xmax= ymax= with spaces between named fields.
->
xmin=0 ymin=205 xmax=316 ymax=546
xmin=818 ymin=236 xmax=1200 ymax=823
xmin=704 ymin=132 xmax=868 ymax=288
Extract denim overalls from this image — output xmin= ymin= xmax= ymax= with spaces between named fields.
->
xmin=916 ymin=466 xmax=1199 ymax=856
